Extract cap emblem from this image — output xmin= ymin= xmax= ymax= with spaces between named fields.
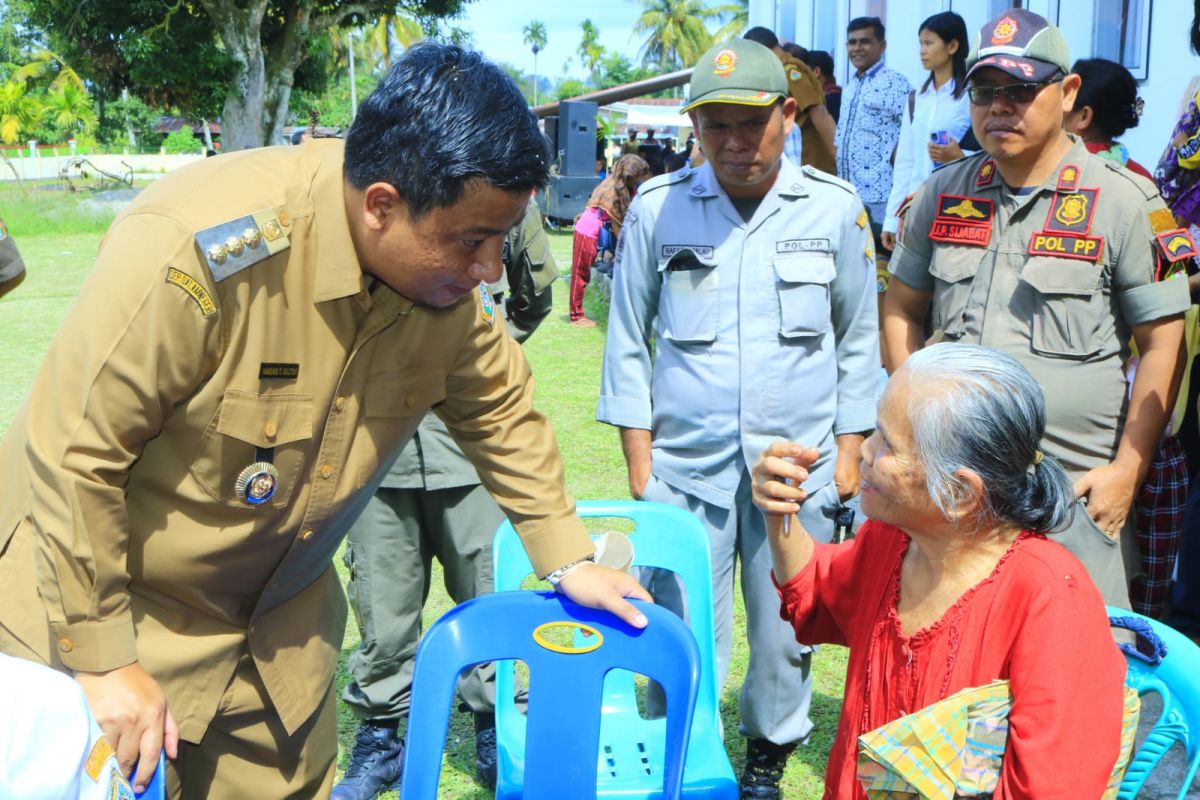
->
xmin=991 ymin=16 xmax=1017 ymax=45
xmin=712 ymin=49 xmax=737 ymax=77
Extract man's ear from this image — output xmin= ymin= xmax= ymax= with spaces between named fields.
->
xmin=362 ymin=182 xmax=403 ymax=233
xmin=1060 ymin=73 xmax=1082 ymax=114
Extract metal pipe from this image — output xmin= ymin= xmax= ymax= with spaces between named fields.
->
xmin=532 ymin=68 xmax=694 ymax=118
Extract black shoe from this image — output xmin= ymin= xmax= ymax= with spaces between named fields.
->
xmin=739 ymin=738 xmax=793 ymax=800
xmin=474 ymin=712 xmax=498 ymax=789
xmin=331 ymin=720 xmax=404 ymax=800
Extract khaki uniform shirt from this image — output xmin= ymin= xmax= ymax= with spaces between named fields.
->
xmin=890 ymin=138 xmax=1191 ymax=479
xmin=780 ymin=55 xmax=836 ymax=175
xmin=0 ymin=140 xmax=592 ymax=741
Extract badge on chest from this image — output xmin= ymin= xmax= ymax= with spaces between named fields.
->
xmin=1026 ymin=165 xmax=1105 ymax=263
xmin=929 ymin=194 xmax=994 ymax=247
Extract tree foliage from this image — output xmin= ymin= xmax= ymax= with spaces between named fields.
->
xmin=633 ymin=0 xmax=721 ymax=71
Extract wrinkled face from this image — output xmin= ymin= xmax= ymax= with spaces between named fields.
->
xmin=969 ymin=67 xmax=1077 ymax=165
xmin=918 ymin=29 xmax=955 ymax=71
xmin=689 ymin=98 xmax=796 ymax=198
xmin=847 ymin=27 xmax=885 ymax=72
xmin=859 ymin=371 xmax=946 ymax=530
xmin=360 ymin=180 xmax=528 ymax=309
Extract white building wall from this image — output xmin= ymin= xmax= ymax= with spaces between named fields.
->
xmin=754 ymin=0 xmax=1193 ymax=172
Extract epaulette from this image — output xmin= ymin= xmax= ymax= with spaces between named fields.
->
xmin=800 ymin=165 xmax=856 ymax=195
xmin=1099 ymin=158 xmax=1158 ymax=200
xmin=931 ymin=153 xmax=971 ymax=172
xmin=195 ymin=207 xmax=292 ymax=282
xmin=638 ymin=167 xmax=692 ymax=197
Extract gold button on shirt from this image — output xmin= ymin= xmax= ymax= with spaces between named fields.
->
xmin=0 ymin=139 xmax=592 ymax=742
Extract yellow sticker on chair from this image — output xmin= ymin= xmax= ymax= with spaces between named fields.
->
xmin=532 ymin=621 xmax=604 ymax=654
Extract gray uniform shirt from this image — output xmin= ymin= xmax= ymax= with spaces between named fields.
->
xmin=889 ymin=138 xmax=1191 ymax=479
xmin=0 ymin=217 xmax=25 ymax=285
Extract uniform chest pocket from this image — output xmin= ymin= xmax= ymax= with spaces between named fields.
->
xmin=1019 ymin=257 xmax=1104 ymax=359
xmin=928 ymin=247 xmax=986 ymax=340
xmin=774 ymin=252 xmax=835 ymax=338
xmin=363 ymin=370 xmax=447 ymax=419
xmin=658 ymin=249 xmax=718 ymax=344
xmin=190 ymin=390 xmax=313 ymax=509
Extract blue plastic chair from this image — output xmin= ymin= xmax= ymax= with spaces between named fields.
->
xmin=493 ymin=500 xmax=738 ymax=799
xmin=399 ymin=591 xmax=699 ymax=800
xmin=1108 ymin=607 xmax=1200 ymax=799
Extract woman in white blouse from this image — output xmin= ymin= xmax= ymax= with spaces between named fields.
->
xmin=880 ymin=12 xmax=972 ymax=251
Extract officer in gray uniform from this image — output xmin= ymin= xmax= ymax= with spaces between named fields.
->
xmin=333 ymin=201 xmax=557 ymax=800
xmin=598 ymin=40 xmax=879 ymax=799
xmin=883 ymin=9 xmax=1192 ymax=608
xmin=0 ymin=217 xmax=26 ymax=299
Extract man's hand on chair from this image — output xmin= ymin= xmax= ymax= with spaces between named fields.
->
xmin=556 ymin=563 xmax=653 ymax=629
xmin=75 ymin=662 xmax=180 ymax=794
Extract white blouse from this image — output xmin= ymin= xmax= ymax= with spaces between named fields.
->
xmin=882 ymin=78 xmax=972 ymax=234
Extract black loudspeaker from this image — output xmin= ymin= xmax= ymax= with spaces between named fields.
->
xmin=557 ymin=100 xmax=597 ymax=176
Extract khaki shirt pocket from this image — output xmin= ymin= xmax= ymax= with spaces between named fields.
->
xmin=190 ymin=390 xmax=314 ymax=508
xmin=1019 ymin=257 xmax=1104 ymax=359
xmin=774 ymin=251 xmax=836 ymax=338
xmin=928 ymin=247 xmax=985 ymax=340
xmin=358 ymin=370 xmax=447 ymax=487
xmin=658 ymin=250 xmax=718 ymax=344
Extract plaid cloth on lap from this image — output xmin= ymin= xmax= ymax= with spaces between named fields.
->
xmin=1131 ymin=436 xmax=1188 ymax=619
xmin=856 ymin=680 xmax=1140 ymax=799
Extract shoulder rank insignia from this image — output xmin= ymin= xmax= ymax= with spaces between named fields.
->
xmin=929 ymin=194 xmax=994 ymax=247
xmin=1057 ymin=163 xmax=1080 ymax=191
xmin=1149 ymin=208 xmax=1178 ymax=235
xmin=856 ymin=207 xmax=869 ymax=229
xmin=975 ymin=160 xmax=996 ymax=188
xmin=479 ymin=282 xmax=495 ymax=327
xmin=1156 ymin=228 xmax=1199 ymax=263
xmin=195 ymin=207 xmax=291 ymax=282
xmin=165 ymin=267 xmax=217 ymax=317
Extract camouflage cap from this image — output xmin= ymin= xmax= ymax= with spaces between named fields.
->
xmin=680 ymin=39 xmax=788 ymax=115
xmin=965 ymin=9 xmax=1071 ymax=83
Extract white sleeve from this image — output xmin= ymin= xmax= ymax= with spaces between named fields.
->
xmin=884 ymin=102 xmax=916 ymax=234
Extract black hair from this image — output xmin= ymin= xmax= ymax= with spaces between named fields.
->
xmin=1193 ymin=0 xmax=1200 ymax=54
xmin=743 ymin=26 xmax=780 ymax=50
xmin=344 ymin=42 xmax=550 ymax=218
xmin=1070 ymin=58 xmax=1142 ymax=140
xmin=847 ymin=16 xmax=885 ymax=41
xmin=802 ymin=50 xmax=835 ymax=79
xmin=781 ymin=42 xmax=808 ymax=61
xmin=919 ymin=12 xmax=968 ymax=99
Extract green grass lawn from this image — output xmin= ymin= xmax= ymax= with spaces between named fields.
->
xmin=0 ymin=186 xmax=846 ymax=798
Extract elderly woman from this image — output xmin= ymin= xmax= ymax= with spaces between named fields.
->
xmin=753 ymin=344 xmax=1128 ymax=799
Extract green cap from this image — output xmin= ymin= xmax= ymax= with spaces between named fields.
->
xmin=965 ymin=9 xmax=1070 ymax=83
xmin=680 ymin=39 xmax=788 ymax=115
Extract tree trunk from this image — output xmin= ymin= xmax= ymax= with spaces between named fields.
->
xmin=203 ymin=0 xmax=269 ymax=150
xmin=201 ymin=119 xmax=214 ymax=151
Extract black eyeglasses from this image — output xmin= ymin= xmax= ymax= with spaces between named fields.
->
xmin=967 ymin=77 xmax=1064 ymax=106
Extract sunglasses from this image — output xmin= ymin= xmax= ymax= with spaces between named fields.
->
xmin=967 ymin=76 xmax=1063 ymax=106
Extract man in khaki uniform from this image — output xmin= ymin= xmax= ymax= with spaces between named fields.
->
xmin=0 ymin=43 xmax=647 ymax=799
xmin=883 ymin=10 xmax=1192 ymax=607
xmin=0 ymin=216 xmax=26 ymax=299
xmin=333 ymin=202 xmax=557 ymax=798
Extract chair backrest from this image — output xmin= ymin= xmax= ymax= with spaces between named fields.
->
xmin=493 ymin=501 xmax=722 ymax=723
xmin=399 ymin=591 xmax=699 ymax=800
xmin=1108 ymin=607 xmax=1200 ymax=800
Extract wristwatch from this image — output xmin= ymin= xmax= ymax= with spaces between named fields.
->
xmin=545 ymin=554 xmax=597 ymax=586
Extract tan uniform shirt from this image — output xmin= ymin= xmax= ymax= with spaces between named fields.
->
xmin=0 ymin=140 xmax=592 ymax=741
xmin=890 ymin=138 xmax=1191 ymax=479
xmin=780 ymin=55 xmax=836 ymax=175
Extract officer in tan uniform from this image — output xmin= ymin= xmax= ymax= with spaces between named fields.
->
xmin=883 ymin=10 xmax=1192 ymax=608
xmin=0 ymin=43 xmax=648 ymax=799
xmin=0 ymin=216 xmax=26 ymax=299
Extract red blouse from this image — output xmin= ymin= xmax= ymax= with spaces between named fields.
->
xmin=776 ymin=520 xmax=1127 ymax=800
xmin=1084 ymin=139 xmax=1154 ymax=180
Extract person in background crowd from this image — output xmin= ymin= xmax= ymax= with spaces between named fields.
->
xmin=881 ymin=12 xmax=973 ymax=253
xmin=600 ymin=39 xmax=878 ymax=799
xmin=1068 ymin=59 xmax=1152 ymax=178
xmin=883 ymin=9 xmax=1191 ymax=610
xmin=0 ymin=216 xmax=26 ymax=299
xmin=621 ymin=129 xmax=640 ymax=156
xmin=569 ymin=154 xmax=651 ymax=327
xmin=802 ymin=50 xmax=842 ymax=122
xmin=836 ymin=17 xmax=913 ymax=262
xmin=753 ymin=344 xmax=1132 ymax=800
xmin=744 ymin=26 xmax=838 ymax=174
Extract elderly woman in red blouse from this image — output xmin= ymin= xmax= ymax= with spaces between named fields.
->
xmin=752 ymin=343 xmax=1128 ymax=799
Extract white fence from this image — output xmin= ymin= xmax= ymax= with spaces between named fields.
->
xmin=1 ymin=150 xmax=205 ymax=183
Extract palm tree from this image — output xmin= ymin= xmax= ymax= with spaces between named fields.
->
xmin=10 ymin=47 xmax=86 ymax=91
xmin=633 ymin=0 xmax=720 ymax=72
xmin=711 ymin=0 xmax=749 ymax=42
xmin=0 ymin=80 xmax=42 ymax=144
xmin=523 ymin=20 xmax=547 ymax=105
xmin=580 ymin=19 xmax=605 ymax=84
xmin=42 ymin=82 xmax=97 ymax=139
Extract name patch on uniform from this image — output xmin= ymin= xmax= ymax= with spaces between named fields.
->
xmin=776 ymin=238 xmax=830 ymax=253
xmin=929 ymin=194 xmax=994 ymax=247
xmin=1028 ymin=232 xmax=1104 ymax=262
xmin=165 ymin=267 xmax=217 ymax=317
xmin=479 ymin=282 xmax=495 ymax=327
xmin=1155 ymin=228 xmax=1199 ymax=263
xmin=1043 ymin=187 xmax=1099 ymax=235
xmin=259 ymin=362 xmax=300 ymax=380
xmin=661 ymin=244 xmax=715 ymax=259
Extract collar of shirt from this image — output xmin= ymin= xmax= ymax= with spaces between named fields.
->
xmin=688 ymin=158 xmax=810 ymax=201
xmin=853 ymin=61 xmax=886 ymax=82
xmin=309 ymin=140 xmax=369 ymax=304
xmin=996 ymin=135 xmax=1091 ymax=207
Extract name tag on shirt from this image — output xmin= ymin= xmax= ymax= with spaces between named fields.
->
xmin=776 ymin=238 xmax=831 ymax=253
xmin=662 ymin=244 xmax=715 ymax=260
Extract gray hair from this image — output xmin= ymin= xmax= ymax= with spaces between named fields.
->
xmin=901 ymin=343 xmax=1075 ymax=533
